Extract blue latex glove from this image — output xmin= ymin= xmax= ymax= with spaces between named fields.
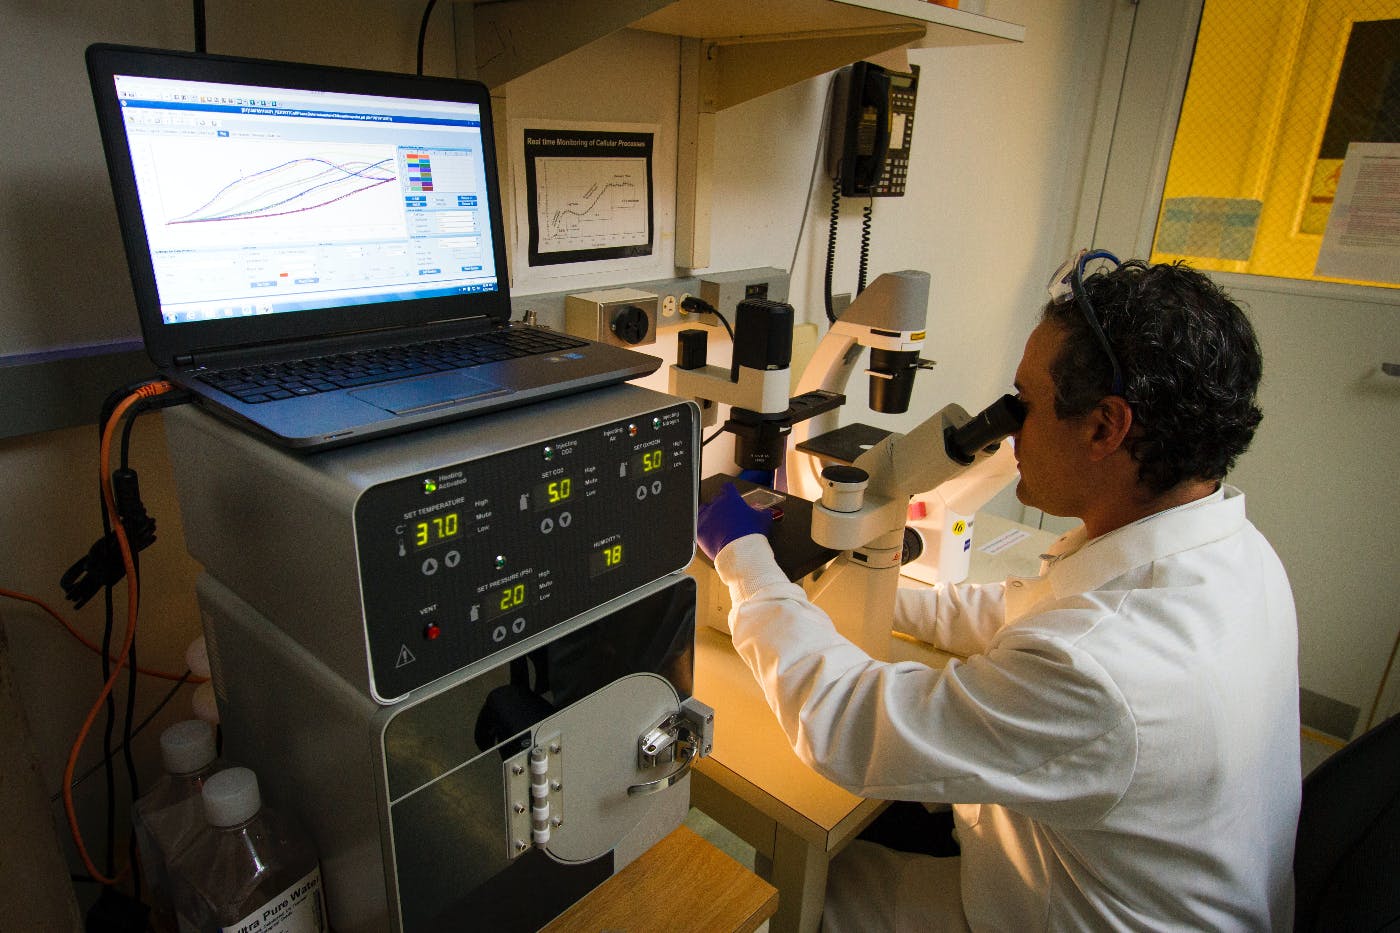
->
xmin=737 ymin=468 xmax=776 ymax=488
xmin=697 ymin=482 xmax=774 ymax=560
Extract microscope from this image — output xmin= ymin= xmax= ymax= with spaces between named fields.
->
xmin=668 ymin=297 xmax=845 ymax=475
xmin=670 ymin=270 xmax=1024 ymax=658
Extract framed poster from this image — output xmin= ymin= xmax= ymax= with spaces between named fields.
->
xmin=510 ymin=121 xmax=664 ymax=284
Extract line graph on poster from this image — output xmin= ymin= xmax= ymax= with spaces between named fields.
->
xmin=517 ymin=124 xmax=657 ymax=272
xmin=535 ymin=156 xmax=649 ymax=253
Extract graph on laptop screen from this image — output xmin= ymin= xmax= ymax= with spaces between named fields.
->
xmin=111 ymin=74 xmax=501 ymax=325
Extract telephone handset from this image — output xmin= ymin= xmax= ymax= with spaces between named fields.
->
xmin=829 ymin=62 xmax=920 ymax=197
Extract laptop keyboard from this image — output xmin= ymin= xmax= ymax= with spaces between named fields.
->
xmin=197 ymin=327 xmax=589 ymax=405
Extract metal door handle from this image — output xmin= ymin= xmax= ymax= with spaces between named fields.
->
xmin=628 ymin=749 xmax=696 ymax=797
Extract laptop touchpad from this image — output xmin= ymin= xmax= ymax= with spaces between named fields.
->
xmin=351 ymin=372 xmax=508 ymax=415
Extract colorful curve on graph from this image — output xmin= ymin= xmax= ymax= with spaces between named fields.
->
xmin=169 ymin=156 xmax=397 ymax=224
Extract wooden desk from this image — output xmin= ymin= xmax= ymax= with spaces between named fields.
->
xmin=541 ymin=824 xmax=778 ymax=933
xmin=691 ymin=511 xmax=1058 ymax=932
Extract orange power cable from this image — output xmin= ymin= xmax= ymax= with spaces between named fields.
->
xmin=0 ymin=587 xmax=203 ymax=682
xmin=62 ymin=380 xmax=174 ymax=886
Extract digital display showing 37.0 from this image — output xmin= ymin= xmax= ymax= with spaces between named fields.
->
xmin=414 ymin=512 xmax=460 ymax=549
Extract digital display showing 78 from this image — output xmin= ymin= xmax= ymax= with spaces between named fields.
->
xmin=590 ymin=541 xmax=623 ymax=577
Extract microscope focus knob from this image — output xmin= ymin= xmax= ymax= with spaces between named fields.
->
xmin=819 ymin=464 xmax=868 ymax=513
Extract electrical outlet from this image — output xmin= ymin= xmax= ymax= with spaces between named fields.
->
xmin=676 ymin=293 xmax=721 ymax=328
xmin=563 ymin=288 xmax=658 ymax=347
xmin=698 ymin=268 xmax=790 ymax=327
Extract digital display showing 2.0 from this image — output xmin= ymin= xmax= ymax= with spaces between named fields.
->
xmin=484 ymin=580 xmax=530 ymax=620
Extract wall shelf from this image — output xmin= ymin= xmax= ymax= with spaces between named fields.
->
xmin=455 ymin=0 xmax=1024 ymax=267
xmin=463 ymin=0 xmax=1022 ymax=94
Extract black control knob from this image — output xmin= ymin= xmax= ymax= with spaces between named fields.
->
xmin=610 ymin=304 xmax=651 ymax=345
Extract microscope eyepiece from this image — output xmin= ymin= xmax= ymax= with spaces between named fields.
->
xmin=945 ymin=394 xmax=1026 ymax=464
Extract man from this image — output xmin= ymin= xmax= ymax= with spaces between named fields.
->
xmin=696 ymin=256 xmax=1300 ymax=931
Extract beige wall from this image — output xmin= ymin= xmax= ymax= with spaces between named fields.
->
xmin=0 ymin=0 xmax=1102 ymax=910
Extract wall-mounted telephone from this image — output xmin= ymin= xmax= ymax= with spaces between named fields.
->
xmin=829 ymin=62 xmax=920 ymax=198
xmin=823 ymin=61 xmax=921 ymax=318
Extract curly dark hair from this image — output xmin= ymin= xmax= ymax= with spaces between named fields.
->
xmin=1040 ymin=259 xmax=1263 ymax=495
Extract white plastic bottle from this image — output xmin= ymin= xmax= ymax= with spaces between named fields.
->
xmin=169 ymin=767 xmax=327 ymax=933
xmin=133 ymin=719 xmax=224 ymax=932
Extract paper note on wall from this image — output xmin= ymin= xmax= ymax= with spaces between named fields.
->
xmin=1156 ymin=197 xmax=1262 ymax=261
xmin=1314 ymin=143 xmax=1400 ymax=285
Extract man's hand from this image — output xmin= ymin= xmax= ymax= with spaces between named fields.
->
xmin=697 ymin=482 xmax=774 ymax=560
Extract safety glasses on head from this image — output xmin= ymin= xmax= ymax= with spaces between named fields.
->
xmin=1046 ymin=248 xmax=1125 ymax=396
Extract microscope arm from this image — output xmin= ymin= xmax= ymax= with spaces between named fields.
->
xmin=787 ymin=324 xmax=865 ymax=499
xmin=670 ymin=363 xmax=791 ymax=428
xmin=786 ymin=270 xmax=933 ymax=499
xmin=810 ymin=402 xmax=981 ymax=550
xmin=801 ymin=394 xmax=1022 ymax=659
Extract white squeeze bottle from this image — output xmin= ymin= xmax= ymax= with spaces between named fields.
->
xmin=169 ymin=767 xmax=327 ymax=933
xmin=133 ymin=719 xmax=224 ymax=932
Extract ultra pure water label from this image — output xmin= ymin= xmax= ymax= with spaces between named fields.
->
xmin=221 ymin=867 xmax=326 ymax=933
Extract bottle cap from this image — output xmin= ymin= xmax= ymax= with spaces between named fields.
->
xmin=191 ymin=682 xmax=221 ymax=725
xmin=185 ymin=635 xmax=211 ymax=678
xmin=160 ymin=720 xmax=217 ymax=775
xmin=202 ymin=767 xmax=262 ymax=827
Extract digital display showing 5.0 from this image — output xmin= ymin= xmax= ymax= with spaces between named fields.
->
xmin=630 ymin=449 xmax=664 ymax=477
xmin=414 ymin=512 xmax=461 ymax=549
xmin=533 ymin=476 xmax=573 ymax=511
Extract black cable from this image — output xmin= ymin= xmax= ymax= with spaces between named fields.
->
xmin=99 ymin=578 xmax=117 ymax=878
xmin=702 ymin=428 xmax=727 ymax=447
xmin=416 ymin=0 xmax=440 ymax=76
xmin=192 ymin=0 xmax=206 ymax=53
xmin=95 ymin=392 xmax=121 ymax=879
xmin=63 ymin=388 xmax=188 ymax=611
xmin=117 ymin=402 xmax=145 ymax=892
xmin=53 ymin=672 xmax=194 ymax=804
xmin=112 ymin=399 xmax=161 ymax=891
xmin=857 ymin=197 xmax=873 ymax=295
xmin=680 ymin=296 xmax=736 ymax=342
xmin=83 ymin=389 xmax=170 ymax=882
xmin=122 ymin=638 xmax=143 ymax=896
xmin=711 ymin=309 xmax=735 ymax=342
xmin=825 ymin=176 xmax=841 ymax=323
xmin=788 ymin=73 xmax=840 ymax=281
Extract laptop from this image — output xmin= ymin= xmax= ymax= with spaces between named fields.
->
xmin=87 ymin=44 xmax=661 ymax=450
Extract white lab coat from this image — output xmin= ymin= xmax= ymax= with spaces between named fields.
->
xmin=712 ymin=485 xmax=1300 ymax=932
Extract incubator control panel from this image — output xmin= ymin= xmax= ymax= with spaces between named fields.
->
xmin=354 ymin=401 xmax=697 ymax=697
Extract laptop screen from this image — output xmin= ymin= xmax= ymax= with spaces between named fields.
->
xmin=89 ymin=46 xmax=513 ymax=367
xmin=112 ymin=75 xmax=500 ymax=325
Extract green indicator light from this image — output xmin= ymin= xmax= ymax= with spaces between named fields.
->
xmin=423 ymin=478 xmax=438 ymax=494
